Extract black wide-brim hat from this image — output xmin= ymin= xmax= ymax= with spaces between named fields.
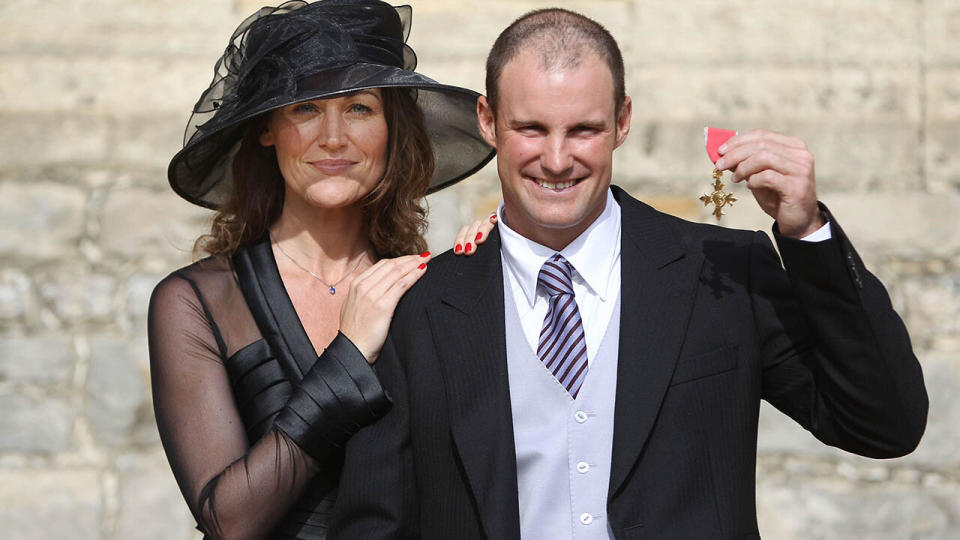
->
xmin=168 ymin=0 xmax=494 ymax=209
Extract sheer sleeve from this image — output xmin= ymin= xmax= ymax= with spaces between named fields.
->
xmin=149 ymin=272 xmax=319 ymax=538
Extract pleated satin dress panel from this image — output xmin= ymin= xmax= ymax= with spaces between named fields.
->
xmin=229 ymin=239 xmax=360 ymax=539
xmin=223 ymin=340 xmax=339 ymax=539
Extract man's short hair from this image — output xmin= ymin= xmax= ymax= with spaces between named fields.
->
xmin=485 ymin=8 xmax=626 ymax=116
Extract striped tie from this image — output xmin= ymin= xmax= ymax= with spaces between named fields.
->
xmin=537 ymin=254 xmax=588 ymax=398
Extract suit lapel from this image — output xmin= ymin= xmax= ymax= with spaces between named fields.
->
xmin=608 ymin=186 xmax=704 ymax=499
xmin=427 ymin=228 xmax=521 ymax=539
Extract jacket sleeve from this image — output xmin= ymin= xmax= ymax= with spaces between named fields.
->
xmin=755 ymin=208 xmax=928 ymax=458
xmin=330 ymin=332 xmax=419 ymax=538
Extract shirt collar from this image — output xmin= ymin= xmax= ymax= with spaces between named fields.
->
xmin=498 ymin=188 xmax=622 ymax=308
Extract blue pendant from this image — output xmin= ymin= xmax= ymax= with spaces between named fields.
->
xmin=329 ymin=286 xmax=336 ymax=295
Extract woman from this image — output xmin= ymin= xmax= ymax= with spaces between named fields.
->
xmin=149 ymin=1 xmax=494 ymax=538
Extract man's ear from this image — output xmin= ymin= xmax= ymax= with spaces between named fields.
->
xmin=259 ymin=126 xmax=275 ymax=147
xmin=477 ymin=95 xmax=497 ymax=148
xmin=613 ymin=95 xmax=632 ymax=150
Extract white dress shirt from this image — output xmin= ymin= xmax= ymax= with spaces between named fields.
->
xmin=497 ymin=189 xmax=622 ymax=365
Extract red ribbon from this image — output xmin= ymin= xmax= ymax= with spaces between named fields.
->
xmin=705 ymin=127 xmax=737 ymax=164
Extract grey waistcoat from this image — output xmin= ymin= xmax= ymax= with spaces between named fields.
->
xmin=505 ymin=274 xmax=621 ymax=540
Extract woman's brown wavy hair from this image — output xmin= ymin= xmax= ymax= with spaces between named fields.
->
xmin=193 ymin=87 xmax=433 ymax=259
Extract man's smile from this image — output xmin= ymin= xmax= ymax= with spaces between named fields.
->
xmin=528 ymin=176 xmax=584 ymax=192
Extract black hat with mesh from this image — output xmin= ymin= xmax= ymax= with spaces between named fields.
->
xmin=168 ymin=0 xmax=494 ymax=209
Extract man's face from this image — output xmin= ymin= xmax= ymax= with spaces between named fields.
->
xmin=478 ymin=50 xmax=631 ymax=249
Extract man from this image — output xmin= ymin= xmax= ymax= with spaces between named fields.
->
xmin=331 ymin=8 xmax=927 ymax=539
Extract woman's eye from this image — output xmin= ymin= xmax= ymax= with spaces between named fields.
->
xmin=292 ymin=103 xmax=318 ymax=114
xmin=349 ymin=103 xmax=373 ymax=114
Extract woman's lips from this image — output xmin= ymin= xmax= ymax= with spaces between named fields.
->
xmin=311 ymin=159 xmax=355 ymax=174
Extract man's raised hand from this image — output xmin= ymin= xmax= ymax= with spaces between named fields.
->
xmin=716 ymin=129 xmax=825 ymax=238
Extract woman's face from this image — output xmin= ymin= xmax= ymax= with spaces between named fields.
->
xmin=260 ymin=89 xmax=389 ymax=211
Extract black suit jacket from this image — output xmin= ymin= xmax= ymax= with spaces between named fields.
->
xmin=331 ymin=186 xmax=927 ymax=539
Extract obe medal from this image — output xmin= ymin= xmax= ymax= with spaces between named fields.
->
xmin=701 ymin=127 xmax=738 ymax=220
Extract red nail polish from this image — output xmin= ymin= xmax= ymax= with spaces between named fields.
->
xmin=454 ymin=244 xmax=462 ymax=253
xmin=465 ymin=242 xmax=473 ymax=252
xmin=418 ymin=263 xmax=426 ymax=270
xmin=475 ymin=232 xmax=483 ymax=242
xmin=420 ymin=251 xmax=430 ymax=257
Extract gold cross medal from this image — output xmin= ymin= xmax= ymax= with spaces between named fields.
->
xmin=701 ymin=127 xmax=738 ymax=219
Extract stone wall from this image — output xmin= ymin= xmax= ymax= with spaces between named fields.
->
xmin=0 ymin=0 xmax=957 ymax=538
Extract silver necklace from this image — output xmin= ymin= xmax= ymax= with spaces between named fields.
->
xmin=270 ymin=232 xmax=367 ymax=295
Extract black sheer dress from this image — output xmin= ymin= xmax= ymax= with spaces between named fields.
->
xmin=148 ymin=237 xmax=391 ymax=539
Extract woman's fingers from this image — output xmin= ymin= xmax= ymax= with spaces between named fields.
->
xmin=453 ymin=212 xmax=498 ymax=256
xmin=351 ymin=252 xmax=430 ymax=299
xmin=378 ymin=255 xmax=431 ymax=306
xmin=453 ymin=225 xmax=470 ymax=255
xmin=465 ymin=213 xmax=497 ymax=255
xmin=340 ymin=252 xmax=431 ymax=363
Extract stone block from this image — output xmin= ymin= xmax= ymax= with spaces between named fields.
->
xmin=126 ymin=274 xmax=167 ymax=323
xmin=0 ymin=268 xmax=34 ymax=322
xmin=409 ymin=58 xmax=486 ymax=100
xmin=36 ymin=271 xmax=116 ymax=325
xmin=611 ymin=121 xmax=711 ymax=193
xmin=0 ymin=113 xmax=109 ymax=166
xmin=0 ymin=393 xmax=72 ymax=453
xmin=926 ymin=121 xmax=960 ymax=192
xmin=409 ymin=0 xmax=634 ymax=63
xmin=0 ymin=0 xmax=235 ymax=57
xmin=758 ymin=400 xmax=845 ymax=458
xmin=0 ymin=56 xmax=214 ymax=117
xmin=639 ymin=195 xmax=702 ymax=222
xmin=811 ymin=122 xmax=922 ymax=192
xmin=0 ymin=469 xmax=101 ymax=540
xmin=899 ymin=276 xmax=960 ymax=348
xmin=821 ymin=2 xmax=921 ymax=66
xmin=111 ymin=114 xmax=187 ymax=170
xmin=925 ymin=0 xmax=960 ymax=65
xmin=630 ymin=66 xmax=919 ymax=123
xmin=925 ymin=69 xmax=960 ymax=190
xmin=99 ymin=187 xmax=211 ymax=266
xmin=926 ymin=69 xmax=960 ymax=122
xmin=631 ymin=1 xmax=917 ymax=67
xmin=85 ymin=337 xmax=149 ymax=447
xmin=424 ymin=165 xmax=500 ymax=252
xmin=756 ymin=478 xmax=958 ymax=539
xmin=0 ymin=181 xmax=85 ymax=260
xmin=631 ymin=2 xmax=828 ymax=66
xmin=818 ymin=193 xmax=960 ymax=259
xmin=407 ymin=3 xmax=520 ymax=63
xmin=113 ymin=453 xmax=197 ymax=540
xmin=901 ymin=353 xmax=960 ymax=469
xmin=0 ymin=335 xmax=72 ymax=385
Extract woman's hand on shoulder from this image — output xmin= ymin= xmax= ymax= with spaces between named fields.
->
xmin=339 ymin=251 xmax=431 ymax=364
xmin=453 ymin=212 xmax=497 ymax=256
